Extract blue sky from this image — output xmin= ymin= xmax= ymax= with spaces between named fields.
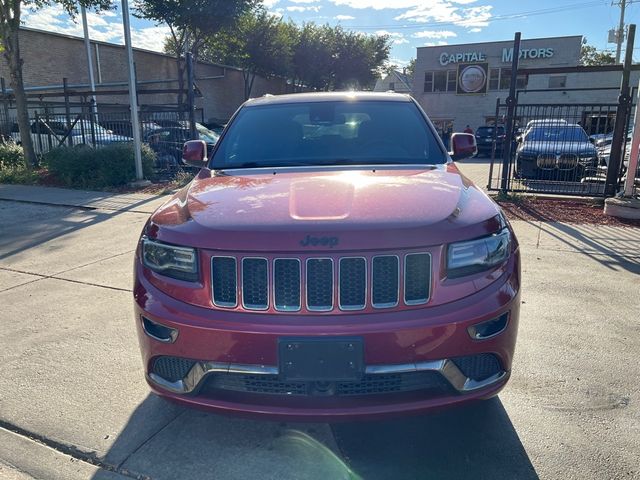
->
xmin=22 ymin=0 xmax=640 ymax=66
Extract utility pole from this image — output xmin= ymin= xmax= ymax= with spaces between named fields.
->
xmin=81 ymin=6 xmax=97 ymax=114
xmin=614 ymin=0 xmax=632 ymax=63
xmin=121 ymin=0 xmax=146 ymax=183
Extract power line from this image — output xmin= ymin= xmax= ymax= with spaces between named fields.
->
xmin=345 ymin=1 xmax=605 ymax=30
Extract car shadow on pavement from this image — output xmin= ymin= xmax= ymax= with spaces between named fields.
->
xmin=331 ymin=398 xmax=539 ymax=480
xmin=90 ymin=394 xmax=358 ymax=480
xmin=89 ymin=395 xmax=537 ymax=480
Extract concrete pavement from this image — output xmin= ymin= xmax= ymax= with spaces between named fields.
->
xmin=0 ymin=183 xmax=639 ymax=479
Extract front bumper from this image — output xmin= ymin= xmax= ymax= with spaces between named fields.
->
xmin=134 ymin=255 xmax=520 ymax=421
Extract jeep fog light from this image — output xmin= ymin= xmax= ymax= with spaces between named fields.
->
xmin=468 ymin=313 xmax=509 ymax=340
xmin=142 ymin=316 xmax=179 ymax=343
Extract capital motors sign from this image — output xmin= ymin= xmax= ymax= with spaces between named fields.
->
xmin=456 ymin=62 xmax=489 ymax=95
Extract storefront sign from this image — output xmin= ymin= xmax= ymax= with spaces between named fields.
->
xmin=439 ymin=47 xmax=555 ymax=65
xmin=502 ymin=47 xmax=554 ymax=62
xmin=440 ymin=52 xmax=486 ymax=66
xmin=456 ymin=62 xmax=488 ymax=95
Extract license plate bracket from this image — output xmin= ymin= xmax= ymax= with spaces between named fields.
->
xmin=278 ymin=337 xmax=364 ymax=382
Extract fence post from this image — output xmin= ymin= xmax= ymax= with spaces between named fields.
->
xmin=500 ymin=32 xmax=521 ymax=194
xmin=487 ymin=97 xmax=501 ymax=190
xmin=0 ymin=78 xmax=9 ymax=134
xmin=34 ymin=111 xmax=42 ymax=154
xmin=63 ymin=78 xmax=73 ymax=147
xmin=186 ymin=52 xmax=197 ymax=140
xmin=605 ymin=24 xmax=636 ymax=197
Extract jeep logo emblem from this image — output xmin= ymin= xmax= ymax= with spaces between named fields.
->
xmin=300 ymin=235 xmax=339 ymax=248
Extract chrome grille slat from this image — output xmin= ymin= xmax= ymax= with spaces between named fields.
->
xmin=306 ymin=258 xmax=334 ymax=312
xmin=211 ymin=256 xmax=237 ymax=307
xmin=273 ymin=258 xmax=301 ymax=312
xmin=372 ymin=255 xmax=399 ymax=309
xmin=339 ymin=257 xmax=367 ymax=311
xmin=242 ymin=258 xmax=269 ymax=310
xmin=404 ymin=253 xmax=431 ymax=305
xmin=211 ymin=252 xmax=430 ymax=312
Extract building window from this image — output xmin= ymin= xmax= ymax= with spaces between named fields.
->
xmin=496 ymin=68 xmax=528 ymax=90
xmin=434 ymin=71 xmax=447 ymax=92
xmin=499 ymin=68 xmax=512 ymax=90
xmin=447 ymin=70 xmax=457 ymax=92
xmin=389 ymin=82 xmax=395 ymax=91
xmin=489 ymin=68 xmax=500 ymax=90
xmin=548 ymin=76 xmax=567 ymax=88
xmin=516 ymin=74 xmax=528 ymax=89
xmin=424 ymin=72 xmax=433 ymax=92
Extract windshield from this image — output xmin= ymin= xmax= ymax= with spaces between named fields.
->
xmin=477 ymin=126 xmax=504 ymax=136
xmin=525 ymin=126 xmax=589 ymax=143
xmin=210 ymin=100 xmax=444 ymax=168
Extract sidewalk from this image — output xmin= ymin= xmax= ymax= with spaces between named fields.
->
xmin=0 ymin=184 xmax=169 ymax=214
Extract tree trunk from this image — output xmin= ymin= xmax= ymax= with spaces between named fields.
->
xmin=1 ymin=21 xmax=37 ymax=169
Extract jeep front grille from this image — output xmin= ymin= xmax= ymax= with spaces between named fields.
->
xmin=306 ymin=258 xmax=334 ymax=311
xmin=210 ymin=252 xmax=431 ymax=313
xmin=273 ymin=259 xmax=301 ymax=312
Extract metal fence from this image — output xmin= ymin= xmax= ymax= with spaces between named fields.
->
xmin=487 ymin=102 xmax=633 ymax=197
xmin=1 ymin=107 xmax=219 ymax=174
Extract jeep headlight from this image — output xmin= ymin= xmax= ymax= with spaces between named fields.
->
xmin=447 ymin=229 xmax=511 ymax=278
xmin=141 ymin=238 xmax=199 ymax=282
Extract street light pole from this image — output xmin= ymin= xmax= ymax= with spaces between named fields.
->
xmin=614 ymin=0 xmax=633 ymax=63
xmin=81 ymin=6 xmax=97 ymax=114
xmin=121 ymin=0 xmax=145 ymax=182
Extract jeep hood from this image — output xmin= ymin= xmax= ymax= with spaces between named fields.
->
xmin=149 ymin=164 xmax=502 ymax=251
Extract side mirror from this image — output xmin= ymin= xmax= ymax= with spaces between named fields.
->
xmin=450 ymin=133 xmax=477 ymax=161
xmin=182 ymin=140 xmax=207 ymax=168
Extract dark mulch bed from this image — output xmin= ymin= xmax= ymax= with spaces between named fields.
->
xmin=496 ymin=196 xmax=640 ymax=227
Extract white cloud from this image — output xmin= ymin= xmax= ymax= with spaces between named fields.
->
xmin=375 ymin=30 xmax=409 ymax=45
xmin=330 ymin=0 xmax=429 ymax=8
xmin=286 ymin=5 xmax=322 ymax=12
xmin=469 ymin=27 xmax=482 ymax=33
xmin=129 ymin=25 xmax=172 ymax=51
xmin=335 ymin=14 xmax=356 ymax=20
xmin=396 ymin=3 xmax=492 ymax=28
xmin=453 ymin=5 xmax=492 ymax=27
xmin=423 ymin=41 xmax=449 ymax=47
xmin=388 ymin=57 xmax=410 ymax=68
xmin=262 ymin=0 xmax=281 ymax=7
xmin=289 ymin=0 xmax=321 ymax=3
xmin=412 ymin=30 xmax=457 ymax=39
xmin=22 ymin=6 xmax=169 ymax=52
xmin=329 ymin=0 xmax=493 ymax=29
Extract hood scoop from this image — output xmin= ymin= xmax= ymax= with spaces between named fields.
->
xmin=289 ymin=178 xmax=354 ymax=221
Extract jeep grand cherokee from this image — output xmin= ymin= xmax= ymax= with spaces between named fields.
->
xmin=134 ymin=92 xmax=521 ymax=420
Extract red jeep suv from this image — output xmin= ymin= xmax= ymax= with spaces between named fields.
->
xmin=133 ymin=92 xmax=521 ymax=420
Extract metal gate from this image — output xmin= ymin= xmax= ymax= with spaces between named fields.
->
xmin=487 ymin=101 xmax=633 ymax=197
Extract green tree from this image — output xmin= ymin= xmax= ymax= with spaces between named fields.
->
xmin=202 ymin=8 xmax=295 ymax=99
xmin=291 ymin=23 xmax=390 ymax=91
xmin=405 ymin=58 xmax=416 ymax=77
xmin=580 ymin=42 xmax=616 ymax=66
xmin=291 ymin=23 xmax=336 ymax=91
xmin=136 ymin=0 xmax=256 ymax=104
xmin=332 ymin=27 xmax=390 ymax=90
xmin=0 ymin=0 xmax=111 ymax=170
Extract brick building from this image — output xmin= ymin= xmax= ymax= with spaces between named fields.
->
xmin=0 ymin=27 xmax=289 ymax=123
